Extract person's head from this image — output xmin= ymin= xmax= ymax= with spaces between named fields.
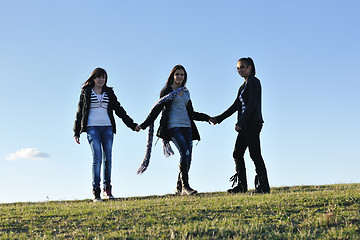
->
xmin=237 ymin=57 xmax=256 ymax=79
xmin=83 ymin=67 xmax=108 ymax=89
xmin=167 ymin=64 xmax=187 ymax=87
xmin=160 ymin=65 xmax=187 ymax=95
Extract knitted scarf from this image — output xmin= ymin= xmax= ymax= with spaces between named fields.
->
xmin=137 ymin=87 xmax=186 ymax=174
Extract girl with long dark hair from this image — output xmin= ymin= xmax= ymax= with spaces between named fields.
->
xmin=138 ymin=65 xmax=211 ymax=195
xmin=74 ymin=67 xmax=140 ymax=202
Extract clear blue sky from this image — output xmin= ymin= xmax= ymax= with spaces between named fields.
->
xmin=1 ymin=0 xmax=359 ymax=203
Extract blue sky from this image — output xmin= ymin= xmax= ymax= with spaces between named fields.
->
xmin=1 ymin=0 xmax=359 ymax=203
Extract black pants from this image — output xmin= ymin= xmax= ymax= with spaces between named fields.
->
xmin=233 ymin=122 xmax=267 ymax=179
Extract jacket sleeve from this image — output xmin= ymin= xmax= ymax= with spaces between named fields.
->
xmin=73 ymin=90 xmax=84 ymax=137
xmin=140 ymin=87 xmax=171 ymax=129
xmin=236 ymin=77 xmax=261 ymax=128
xmin=187 ymin=100 xmax=210 ymax=122
xmin=140 ymin=101 xmax=166 ymax=129
xmin=111 ymin=90 xmax=137 ymax=131
xmin=215 ymin=92 xmax=239 ymax=124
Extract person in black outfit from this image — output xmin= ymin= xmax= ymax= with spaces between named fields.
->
xmin=210 ymin=57 xmax=270 ymax=194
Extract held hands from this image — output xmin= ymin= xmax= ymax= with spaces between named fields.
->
xmin=75 ymin=125 xmax=142 ymax=145
xmin=135 ymin=124 xmax=142 ymax=132
xmin=209 ymin=117 xmax=241 ymax=132
xmin=209 ymin=117 xmax=218 ymax=125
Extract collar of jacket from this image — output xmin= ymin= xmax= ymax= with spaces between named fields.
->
xmin=83 ymin=85 xmax=113 ymax=93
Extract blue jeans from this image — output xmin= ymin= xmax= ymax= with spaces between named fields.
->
xmin=87 ymin=126 xmax=114 ymax=189
xmin=169 ymin=127 xmax=193 ymax=166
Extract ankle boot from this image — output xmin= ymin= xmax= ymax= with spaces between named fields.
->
xmin=180 ymin=163 xmax=197 ymax=195
xmin=254 ymin=174 xmax=270 ymax=194
xmin=92 ymin=187 xmax=102 ymax=202
xmin=103 ymin=185 xmax=114 ymax=200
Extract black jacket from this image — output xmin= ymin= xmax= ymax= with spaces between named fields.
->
xmin=73 ymin=85 xmax=137 ymax=137
xmin=140 ymin=86 xmax=210 ymax=141
xmin=216 ymin=76 xmax=264 ymax=128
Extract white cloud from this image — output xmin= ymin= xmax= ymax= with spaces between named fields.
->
xmin=6 ymin=148 xmax=50 ymax=161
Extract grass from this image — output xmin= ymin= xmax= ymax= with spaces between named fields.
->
xmin=0 ymin=184 xmax=359 ymax=239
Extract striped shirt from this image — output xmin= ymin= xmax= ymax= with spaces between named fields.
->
xmin=87 ymin=90 xmax=112 ymax=126
xmin=239 ymin=82 xmax=247 ymax=114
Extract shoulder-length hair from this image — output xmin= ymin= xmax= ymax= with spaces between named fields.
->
xmin=83 ymin=67 xmax=108 ymax=89
xmin=160 ymin=65 xmax=187 ymax=97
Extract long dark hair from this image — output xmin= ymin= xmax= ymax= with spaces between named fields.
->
xmin=160 ymin=65 xmax=187 ymax=97
xmin=83 ymin=67 xmax=108 ymax=89
xmin=238 ymin=57 xmax=256 ymax=77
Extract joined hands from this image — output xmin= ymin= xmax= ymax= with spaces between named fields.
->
xmin=209 ymin=117 xmax=218 ymax=125
xmin=135 ymin=125 xmax=142 ymax=132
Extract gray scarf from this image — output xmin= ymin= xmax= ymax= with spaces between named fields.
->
xmin=137 ymin=87 xmax=186 ymax=174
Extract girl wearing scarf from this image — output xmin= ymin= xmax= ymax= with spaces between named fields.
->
xmin=137 ymin=65 xmax=210 ymax=195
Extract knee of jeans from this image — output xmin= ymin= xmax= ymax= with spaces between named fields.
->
xmin=93 ymin=158 xmax=102 ymax=165
xmin=87 ymin=134 xmax=92 ymax=143
xmin=103 ymin=156 xmax=112 ymax=164
xmin=179 ymin=149 xmax=190 ymax=157
xmin=185 ymin=150 xmax=191 ymax=163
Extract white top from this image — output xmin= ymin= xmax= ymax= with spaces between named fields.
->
xmin=87 ymin=90 xmax=112 ymax=127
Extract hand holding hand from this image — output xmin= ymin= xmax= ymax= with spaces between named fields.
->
xmin=209 ymin=117 xmax=218 ymax=125
xmin=135 ymin=125 xmax=142 ymax=132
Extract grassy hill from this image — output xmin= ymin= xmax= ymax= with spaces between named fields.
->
xmin=1 ymin=184 xmax=359 ymax=239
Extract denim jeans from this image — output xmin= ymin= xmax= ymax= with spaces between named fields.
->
xmin=87 ymin=126 xmax=114 ymax=189
xmin=169 ymin=127 xmax=193 ymax=166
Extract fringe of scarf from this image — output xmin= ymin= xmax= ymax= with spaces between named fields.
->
xmin=137 ymin=87 xmax=186 ymax=174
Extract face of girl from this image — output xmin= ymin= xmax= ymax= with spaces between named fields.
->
xmin=173 ymin=69 xmax=185 ymax=86
xmin=237 ymin=61 xmax=251 ymax=78
xmin=94 ymin=75 xmax=106 ymax=88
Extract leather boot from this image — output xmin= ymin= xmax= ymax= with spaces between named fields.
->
xmin=175 ymin=173 xmax=182 ymax=195
xmin=227 ymin=173 xmax=248 ymax=194
xmin=180 ymin=163 xmax=197 ymax=195
xmin=228 ymin=159 xmax=248 ymax=193
xmin=254 ymin=173 xmax=270 ymax=194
